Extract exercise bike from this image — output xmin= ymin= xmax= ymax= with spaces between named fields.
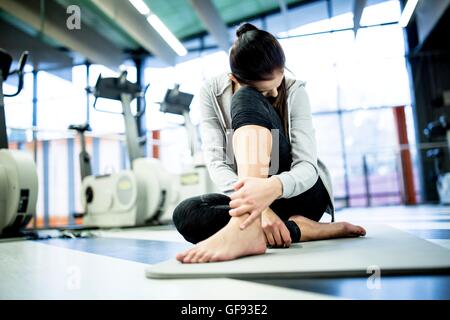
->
xmin=0 ymin=49 xmax=38 ymax=236
xmin=79 ymin=72 xmax=217 ymax=228
xmin=67 ymin=123 xmax=92 ymax=219
xmin=159 ymin=84 xmax=217 ymax=203
xmin=80 ymin=71 xmax=179 ymax=228
xmin=68 ymin=123 xmax=92 ymax=181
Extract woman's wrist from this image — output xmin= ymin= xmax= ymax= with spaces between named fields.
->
xmin=268 ymin=176 xmax=283 ymax=199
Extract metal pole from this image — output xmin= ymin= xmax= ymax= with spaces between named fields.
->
xmin=32 ymin=68 xmax=38 ymax=163
xmin=133 ymin=54 xmax=147 ymax=157
xmin=32 ymin=68 xmax=38 ymax=229
xmin=0 ymin=72 xmax=8 ymax=149
xmin=86 ymin=61 xmax=91 ymax=123
xmin=121 ymin=93 xmax=142 ymax=167
xmin=393 ymin=106 xmax=417 ymax=205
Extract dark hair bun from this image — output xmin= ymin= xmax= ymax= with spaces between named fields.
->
xmin=236 ymin=23 xmax=258 ymax=37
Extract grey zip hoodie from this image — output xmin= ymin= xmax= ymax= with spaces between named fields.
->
xmin=197 ymin=73 xmax=334 ymax=218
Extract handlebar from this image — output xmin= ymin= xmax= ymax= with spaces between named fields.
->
xmin=86 ymin=71 xmax=149 ymax=117
xmin=4 ymin=51 xmax=29 ymax=97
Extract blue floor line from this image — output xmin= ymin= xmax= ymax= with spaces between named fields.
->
xmin=37 ymin=237 xmax=191 ymax=265
xmin=405 ymin=229 xmax=450 ymax=240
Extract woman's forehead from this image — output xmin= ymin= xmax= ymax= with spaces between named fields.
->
xmin=255 ymin=71 xmax=284 ymax=90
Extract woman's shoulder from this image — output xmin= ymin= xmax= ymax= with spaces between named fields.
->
xmin=201 ymin=72 xmax=231 ymax=96
xmin=231 ymin=87 xmax=270 ymax=114
xmin=285 ymin=78 xmax=311 ymax=114
xmin=285 ymin=77 xmax=306 ymax=94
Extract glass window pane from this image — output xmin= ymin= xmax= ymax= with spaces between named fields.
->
xmin=335 ymin=25 xmax=411 ymax=109
xmin=330 ymin=0 xmax=354 ymax=29
xmin=145 ymin=50 xmax=229 ymax=172
xmin=37 ymin=69 xmax=86 ymax=134
xmin=312 ymin=114 xmax=346 ymax=200
xmin=4 ymin=73 xmax=33 ymax=129
xmin=281 ymin=35 xmax=338 ymax=112
xmin=277 ymin=1 xmax=329 ymax=37
xmin=360 ymin=0 xmax=401 ymax=26
xmin=342 ymin=109 xmax=402 ymax=206
xmin=89 ymin=64 xmax=125 ymax=134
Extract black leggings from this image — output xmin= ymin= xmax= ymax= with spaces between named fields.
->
xmin=173 ymin=177 xmax=330 ymax=244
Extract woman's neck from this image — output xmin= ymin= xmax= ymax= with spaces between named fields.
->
xmin=231 ymin=80 xmax=241 ymax=94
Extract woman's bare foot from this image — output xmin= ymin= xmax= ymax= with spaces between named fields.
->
xmin=176 ymin=214 xmax=266 ymax=264
xmin=288 ymin=215 xmax=366 ymax=242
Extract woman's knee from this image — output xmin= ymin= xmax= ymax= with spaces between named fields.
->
xmin=172 ymin=196 xmax=202 ymax=232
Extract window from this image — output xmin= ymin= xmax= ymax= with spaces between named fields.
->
xmin=342 ymin=109 xmax=402 ymax=206
xmin=145 ymin=49 xmax=229 ymax=173
xmin=281 ymin=34 xmax=339 ymax=112
xmin=3 ymin=72 xmax=33 ymax=130
xmin=278 ymin=0 xmax=414 ymax=206
xmin=88 ymin=64 xmax=124 ymax=134
xmin=312 ymin=114 xmax=347 ymax=200
xmin=37 ymin=69 xmax=86 ymax=133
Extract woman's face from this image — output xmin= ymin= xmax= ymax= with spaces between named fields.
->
xmin=252 ymin=69 xmax=284 ymax=98
xmin=230 ymin=69 xmax=284 ymax=98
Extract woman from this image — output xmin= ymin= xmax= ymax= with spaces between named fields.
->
xmin=173 ymin=23 xmax=366 ymax=264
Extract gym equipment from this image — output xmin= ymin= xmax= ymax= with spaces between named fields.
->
xmin=425 ymin=115 xmax=450 ymax=204
xmin=160 ymin=84 xmax=197 ymax=156
xmin=0 ymin=49 xmax=38 ymax=236
xmin=80 ymin=71 xmax=179 ymax=227
xmin=81 ymin=71 xmax=173 ymax=227
xmin=67 ymin=123 xmax=92 ymax=219
xmin=145 ymin=224 xmax=450 ymax=279
xmin=424 ymin=115 xmax=449 ymax=138
xmin=68 ymin=123 xmax=92 ymax=181
xmin=80 ymin=74 xmax=217 ymax=228
xmin=159 ymin=84 xmax=217 ymax=202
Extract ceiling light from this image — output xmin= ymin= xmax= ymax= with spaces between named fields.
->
xmin=147 ymin=14 xmax=188 ymax=56
xmin=399 ymin=0 xmax=419 ymax=28
xmin=129 ymin=0 xmax=150 ymax=15
xmin=128 ymin=0 xmax=188 ymax=57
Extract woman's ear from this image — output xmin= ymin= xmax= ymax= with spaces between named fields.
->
xmin=228 ymin=73 xmax=239 ymax=84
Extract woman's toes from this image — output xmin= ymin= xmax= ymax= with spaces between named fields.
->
xmin=176 ymin=253 xmax=184 ymax=262
xmin=176 ymin=249 xmax=191 ymax=262
xmin=198 ymin=252 xmax=210 ymax=263
xmin=183 ymin=250 xmax=197 ymax=263
xmin=342 ymin=223 xmax=366 ymax=237
xmin=359 ymin=227 xmax=367 ymax=236
xmin=190 ymin=251 xmax=204 ymax=263
xmin=342 ymin=222 xmax=352 ymax=233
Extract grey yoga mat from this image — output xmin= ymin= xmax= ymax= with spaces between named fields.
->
xmin=145 ymin=224 xmax=450 ymax=279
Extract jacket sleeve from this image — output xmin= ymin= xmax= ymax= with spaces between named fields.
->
xmin=274 ymin=85 xmax=319 ymax=198
xmin=198 ymin=82 xmax=238 ymax=191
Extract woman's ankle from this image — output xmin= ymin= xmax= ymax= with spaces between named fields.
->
xmin=229 ymin=214 xmax=262 ymax=229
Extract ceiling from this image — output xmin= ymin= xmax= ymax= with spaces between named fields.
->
xmin=0 ymin=0 xmax=311 ymax=70
xmin=147 ymin=0 xmax=306 ymax=40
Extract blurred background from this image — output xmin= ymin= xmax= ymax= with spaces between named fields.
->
xmin=1 ymin=0 xmax=449 ymax=227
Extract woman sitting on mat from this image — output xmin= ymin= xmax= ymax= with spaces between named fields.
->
xmin=173 ymin=23 xmax=366 ymax=264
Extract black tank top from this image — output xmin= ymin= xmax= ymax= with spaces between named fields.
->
xmin=230 ymin=86 xmax=292 ymax=176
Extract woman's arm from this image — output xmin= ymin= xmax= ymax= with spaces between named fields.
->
xmin=274 ymin=84 xmax=319 ymax=198
xmin=229 ymin=84 xmax=319 ymax=218
xmin=198 ymin=82 xmax=238 ymax=191
xmin=233 ymin=125 xmax=271 ymax=178
xmin=232 ymin=124 xmax=291 ymax=244
xmin=231 ymin=124 xmax=273 ymax=228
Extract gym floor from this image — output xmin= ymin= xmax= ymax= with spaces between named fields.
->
xmin=1 ymin=205 xmax=449 ymax=300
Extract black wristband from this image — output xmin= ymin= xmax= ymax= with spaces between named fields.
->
xmin=284 ymin=220 xmax=301 ymax=243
